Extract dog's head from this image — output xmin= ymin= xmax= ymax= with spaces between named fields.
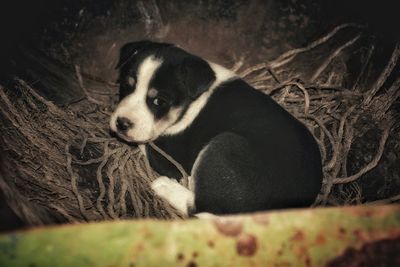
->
xmin=110 ymin=41 xmax=217 ymax=143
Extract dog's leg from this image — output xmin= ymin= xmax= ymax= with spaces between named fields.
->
xmin=191 ymin=132 xmax=269 ymax=214
xmin=151 ymin=176 xmax=194 ymax=216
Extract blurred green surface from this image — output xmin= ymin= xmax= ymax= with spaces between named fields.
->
xmin=1 ymin=205 xmax=399 ymax=267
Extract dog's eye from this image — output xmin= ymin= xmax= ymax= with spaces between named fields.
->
xmin=152 ymin=97 xmax=167 ymax=107
xmin=127 ymin=76 xmax=136 ymax=86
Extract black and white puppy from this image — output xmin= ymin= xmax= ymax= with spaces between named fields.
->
xmin=110 ymin=41 xmax=322 ymax=216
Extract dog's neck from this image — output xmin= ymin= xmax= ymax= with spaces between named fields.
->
xmin=161 ymin=62 xmax=237 ymax=136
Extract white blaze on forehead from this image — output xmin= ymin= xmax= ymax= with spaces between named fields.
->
xmin=135 ymin=56 xmax=163 ymax=98
xmin=162 ymin=61 xmax=237 ymax=136
xmin=110 ymin=56 xmax=163 ymax=142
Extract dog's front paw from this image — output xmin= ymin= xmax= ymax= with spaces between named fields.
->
xmin=151 ymin=176 xmax=194 ymax=216
xmin=195 ymin=212 xmax=219 ymax=220
xmin=151 ymin=176 xmax=177 ymax=192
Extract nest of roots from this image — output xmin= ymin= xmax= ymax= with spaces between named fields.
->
xmin=0 ymin=24 xmax=399 ymax=225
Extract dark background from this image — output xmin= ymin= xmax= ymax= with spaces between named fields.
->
xmin=1 ymin=0 xmax=399 ymax=82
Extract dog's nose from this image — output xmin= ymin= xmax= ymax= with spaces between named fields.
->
xmin=116 ymin=117 xmax=133 ymax=132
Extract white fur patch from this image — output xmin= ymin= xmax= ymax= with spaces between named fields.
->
xmin=195 ymin=212 xmax=219 ymax=219
xmin=151 ymin=176 xmax=194 ymax=216
xmin=162 ymin=62 xmax=237 ymax=136
xmin=110 ymin=56 xmax=163 ymax=142
xmin=127 ymin=76 xmax=136 ymax=86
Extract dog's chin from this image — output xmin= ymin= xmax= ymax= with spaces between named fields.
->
xmin=112 ymin=131 xmax=153 ymax=144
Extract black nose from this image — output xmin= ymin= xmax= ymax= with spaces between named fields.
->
xmin=116 ymin=117 xmax=133 ymax=132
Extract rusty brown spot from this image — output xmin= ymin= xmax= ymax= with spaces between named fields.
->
xmin=344 ymin=206 xmax=396 ymax=218
xmin=277 ymin=249 xmax=283 ymax=256
xmin=176 ymin=253 xmax=184 ymax=261
xmin=214 ymin=218 xmax=243 ymax=237
xmin=336 ymin=227 xmax=347 ymax=240
xmin=315 ymin=232 xmax=326 ymax=245
xmin=186 ymin=261 xmax=197 ymax=267
xmin=327 ymin=237 xmax=400 ymax=267
xmin=291 ymin=230 xmax=305 ymax=242
xmin=253 ymin=214 xmax=270 ymax=225
xmin=338 ymin=227 xmax=347 ymax=235
xmin=305 ymin=256 xmax=311 ymax=267
xmin=353 ymin=229 xmax=371 ymax=242
xmin=192 ymin=251 xmax=198 ymax=258
xmin=294 ymin=246 xmax=307 ymax=258
xmin=207 ymin=240 xmax=215 ymax=248
xmin=236 ymin=233 xmax=258 ymax=257
xmin=293 ymin=245 xmax=312 ymax=267
xmin=364 ymin=210 xmax=374 ymax=217
xmin=136 ymin=244 xmax=144 ymax=252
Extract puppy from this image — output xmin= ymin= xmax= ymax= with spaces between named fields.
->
xmin=110 ymin=41 xmax=322 ymax=216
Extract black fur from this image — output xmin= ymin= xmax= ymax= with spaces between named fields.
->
xmin=116 ymin=41 xmax=323 ymax=215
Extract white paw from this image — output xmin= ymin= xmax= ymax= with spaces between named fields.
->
xmin=195 ymin=212 xmax=219 ymax=219
xmin=151 ymin=176 xmax=194 ymax=216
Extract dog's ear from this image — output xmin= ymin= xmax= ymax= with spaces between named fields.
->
xmin=115 ymin=41 xmax=152 ymax=69
xmin=116 ymin=41 xmax=174 ymax=69
xmin=180 ymin=56 xmax=216 ymax=99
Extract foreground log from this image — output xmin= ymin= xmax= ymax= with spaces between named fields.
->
xmin=0 ymin=205 xmax=399 ymax=267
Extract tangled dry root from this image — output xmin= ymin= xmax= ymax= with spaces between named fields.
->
xmin=0 ymin=24 xmax=399 ymax=225
xmin=0 ymin=81 xmax=182 ymax=224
